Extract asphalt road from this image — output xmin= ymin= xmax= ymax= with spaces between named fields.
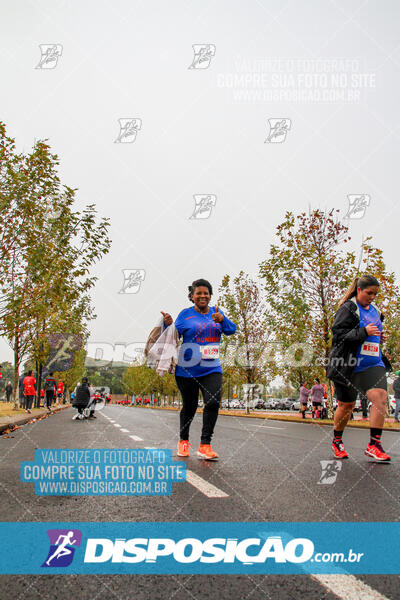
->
xmin=1 ymin=405 xmax=399 ymax=600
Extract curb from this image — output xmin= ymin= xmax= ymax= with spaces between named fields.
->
xmin=125 ymin=404 xmax=400 ymax=432
xmin=0 ymin=405 xmax=70 ymax=434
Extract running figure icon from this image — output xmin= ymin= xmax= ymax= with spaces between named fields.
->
xmin=45 ymin=531 xmax=77 ymax=566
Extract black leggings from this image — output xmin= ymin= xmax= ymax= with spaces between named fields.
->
xmin=175 ymin=372 xmax=222 ymax=444
xmin=45 ymin=391 xmax=54 ymax=409
xmin=25 ymin=395 xmax=34 ymax=410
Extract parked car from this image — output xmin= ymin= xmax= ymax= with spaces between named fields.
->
xmin=281 ymin=398 xmax=295 ymax=410
xmin=264 ymin=398 xmax=278 ymax=409
xmin=265 ymin=398 xmax=280 ymax=409
xmin=246 ymin=399 xmax=260 ymax=409
xmin=229 ymin=399 xmax=242 ymax=409
xmin=291 ymin=400 xmax=301 ymax=411
xmin=255 ymin=399 xmax=266 ymax=409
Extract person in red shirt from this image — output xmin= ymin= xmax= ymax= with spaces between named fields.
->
xmin=57 ymin=381 xmax=64 ymax=403
xmin=23 ymin=370 xmax=36 ymax=414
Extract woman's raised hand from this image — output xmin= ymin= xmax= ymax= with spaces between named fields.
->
xmin=212 ymin=306 xmax=224 ymax=323
xmin=161 ymin=311 xmax=173 ymax=326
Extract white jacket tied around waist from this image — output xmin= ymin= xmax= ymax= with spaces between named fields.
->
xmin=145 ymin=317 xmax=178 ymax=376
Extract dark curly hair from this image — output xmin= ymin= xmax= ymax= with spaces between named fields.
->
xmin=188 ymin=278 xmax=213 ymax=302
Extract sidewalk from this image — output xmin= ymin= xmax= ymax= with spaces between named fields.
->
xmin=0 ymin=404 xmax=70 ymax=434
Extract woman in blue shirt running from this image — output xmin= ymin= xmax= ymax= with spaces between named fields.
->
xmin=162 ymin=278 xmax=237 ymax=460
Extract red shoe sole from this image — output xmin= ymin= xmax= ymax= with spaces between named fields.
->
xmin=364 ymin=449 xmax=391 ymax=462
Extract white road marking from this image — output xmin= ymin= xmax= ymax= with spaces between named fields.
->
xmin=247 ymin=424 xmax=285 ymax=429
xmin=120 ymin=428 xmax=130 ymax=433
xmin=186 ymin=470 xmax=228 ymax=498
xmin=130 ymin=435 xmax=143 ymax=441
xmin=313 ymin=574 xmax=390 ymax=600
xmin=113 ymin=423 xmax=121 ymax=428
xmin=144 ymin=447 xmax=157 ymax=449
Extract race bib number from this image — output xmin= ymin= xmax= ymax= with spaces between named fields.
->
xmin=200 ymin=345 xmax=220 ymax=359
xmin=361 ymin=342 xmax=380 ymax=357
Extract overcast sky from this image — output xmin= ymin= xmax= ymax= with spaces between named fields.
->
xmin=1 ymin=0 xmax=399 ymax=365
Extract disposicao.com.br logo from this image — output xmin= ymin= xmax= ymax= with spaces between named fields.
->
xmin=0 ymin=522 xmax=387 ymax=575
xmin=84 ymin=536 xmax=314 ymax=564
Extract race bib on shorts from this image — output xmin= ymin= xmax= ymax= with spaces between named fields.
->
xmin=200 ymin=344 xmax=220 ymax=359
xmin=360 ymin=342 xmax=380 ymax=357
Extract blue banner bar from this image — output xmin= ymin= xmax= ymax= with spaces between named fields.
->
xmin=0 ymin=522 xmax=399 ymax=574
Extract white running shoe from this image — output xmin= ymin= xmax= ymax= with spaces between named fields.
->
xmin=72 ymin=413 xmax=80 ymax=420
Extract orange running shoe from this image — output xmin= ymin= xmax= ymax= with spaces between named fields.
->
xmin=197 ymin=444 xmax=219 ymax=460
xmin=177 ymin=440 xmax=192 ymax=457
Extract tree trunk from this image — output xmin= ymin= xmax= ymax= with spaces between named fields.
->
xmin=34 ymin=358 xmax=40 ymax=408
xmin=37 ymin=362 xmax=43 ymax=408
xmin=13 ymin=343 xmax=20 ymax=410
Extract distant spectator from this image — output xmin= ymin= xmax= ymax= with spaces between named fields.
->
xmin=310 ymin=378 xmax=325 ymax=419
xmin=44 ymin=372 xmax=57 ymax=412
xmin=72 ymin=377 xmax=91 ymax=420
xmin=57 ymin=381 xmax=65 ymax=404
xmin=19 ymin=373 xmax=26 ymax=409
xmin=360 ymin=392 xmax=368 ymax=420
xmin=23 ymin=370 xmax=36 ymax=414
xmin=5 ymin=381 xmax=13 ymax=403
xmin=393 ymin=371 xmax=400 ymax=423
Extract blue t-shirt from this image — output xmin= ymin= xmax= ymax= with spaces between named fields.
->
xmin=353 ymin=302 xmax=384 ymax=373
xmin=173 ymin=306 xmax=236 ymax=378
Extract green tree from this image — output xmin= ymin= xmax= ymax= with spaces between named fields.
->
xmin=218 ymin=271 xmax=274 ymax=413
xmin=0 ymin=123 xmax=111 ymax=408
xmin=259 ymin=210 xmax=400 ymax=414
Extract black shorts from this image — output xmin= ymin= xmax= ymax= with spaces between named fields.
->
xmin=312 ymin=401 xmax=322 ymax=407
xmin=301 ymin=402 xmax=308 ymax=406
xmin=335 ymin=366 xmax=387 ymax=404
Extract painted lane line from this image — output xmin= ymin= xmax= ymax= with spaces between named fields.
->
xmin=144 ymin=447 xmax=157 ymax=449
xmin=113 ymin=424 xmax=122 ymax=428
xmin=130 ymin=435 xmax=144 ymax=441
xmin=247 ymin=425 xmax=285 ymax=429
xmin=120 ymin=428 xmax=130 ymax=433
xmin=185 ymin=470 xmax=228 ymax=498
xmin=312 ymin=575 xmax=390 ymax=600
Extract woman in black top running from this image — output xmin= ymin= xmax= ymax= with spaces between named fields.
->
xmin=327 ymin=275 xmax=391 ymax=461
